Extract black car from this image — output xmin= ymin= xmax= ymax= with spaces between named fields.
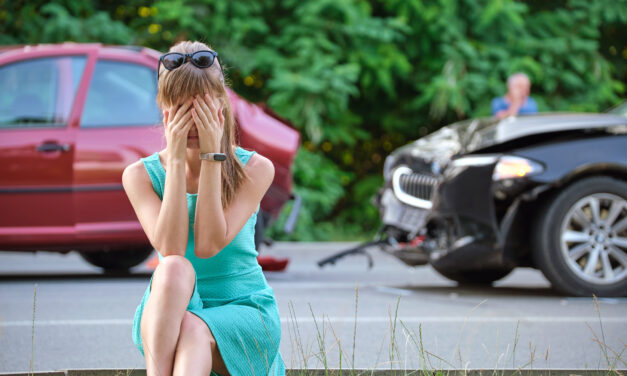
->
xmin=376 ymin=108 xmax=627 ymax=297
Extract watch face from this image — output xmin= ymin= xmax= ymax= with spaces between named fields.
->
xmin=214 ymin=154 xmax=227 ymax=161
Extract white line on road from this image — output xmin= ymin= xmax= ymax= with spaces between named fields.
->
xmin=1 ymin=316 xmax=625 ymax=327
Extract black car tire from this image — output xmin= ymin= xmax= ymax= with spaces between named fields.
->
xmin=431 ymin=266 xmax=513 ymax=285
xmin=79 ymin=246 xmax=154 ymax=273
xmin=532 ymin=176 xmax=627 ymax=297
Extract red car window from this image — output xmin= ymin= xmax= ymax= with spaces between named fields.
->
xmin=0 ymin=56 xmax=86 ymax=128
xmin=81 ymin=60 xmax=161 ymax=128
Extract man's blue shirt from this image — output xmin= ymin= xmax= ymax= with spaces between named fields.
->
xmin=491 ymin=96 xmax=538 ymax=116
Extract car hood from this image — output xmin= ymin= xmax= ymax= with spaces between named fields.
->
xmin=385 ymin=112 xmax=627 ymax=176
xmin=464 ymin=113 xmax=627 ymax=151
xmin=412 ymin=113 xmax=627 ymax=157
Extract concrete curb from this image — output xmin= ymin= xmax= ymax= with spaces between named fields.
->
xmin=0 ymin=370 xmax=623 ymax=376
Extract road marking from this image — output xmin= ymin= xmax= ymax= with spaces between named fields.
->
xmin=1 ymin=316 xmax=625 ymax=327
xmin=270 ymin=282 xmax=378 ymax=289
xmin=375 ymin=286 xmax=414 ymax=296
xmin=283 ymin=316 xmax=627 ymax=323
xmin=1 ymin=319 xmax=133 ymax=326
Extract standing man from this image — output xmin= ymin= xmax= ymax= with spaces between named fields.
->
xmin=491 ymin=72 xmax=538 ymax=119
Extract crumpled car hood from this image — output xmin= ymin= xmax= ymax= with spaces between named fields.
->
xmin=391 ymin=113 xmax=627 ymax=171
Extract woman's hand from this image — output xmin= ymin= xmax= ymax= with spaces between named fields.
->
xmin=191 ymin=93 xmax=224 ymax=153
xmin=163 ymin=100 xmax=195 ymax=161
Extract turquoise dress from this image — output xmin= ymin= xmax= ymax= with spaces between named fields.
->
xmin=132 ymin=146 xmax=285 ymax=376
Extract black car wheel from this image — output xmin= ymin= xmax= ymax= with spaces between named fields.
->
xmin=533 ymin=176 xmax=627 ymax=297
xmin=432 ymin=266 xmax=513 ymax=285
xmin=79 ymin=246 xmax=154 ymax=273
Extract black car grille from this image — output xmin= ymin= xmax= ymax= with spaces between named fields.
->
xmin=399 ymin=173 xmax=440 ymax=201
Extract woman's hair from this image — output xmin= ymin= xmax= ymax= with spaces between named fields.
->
xmin=156 ymin=40 xmax=247 ymax=209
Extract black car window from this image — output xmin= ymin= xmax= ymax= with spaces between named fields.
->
xmin=81 ymin=60 xmax=161 ymax=128
xmin=0 ymin=56 xmax=86 ymax=128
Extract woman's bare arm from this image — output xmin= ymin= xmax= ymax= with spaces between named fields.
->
xmin=121 ymin=103 xmax=195 ymax=257
xmin=122 ymin=158 xmax=189 ymax=257
xmin=189 ymin=93 xmax=274 ymax=257
xmin=193 ymin=153 xmax=274 ymax=258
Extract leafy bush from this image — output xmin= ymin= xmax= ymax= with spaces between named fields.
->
xmin=266 ymin=147 xmax=355 ymax=241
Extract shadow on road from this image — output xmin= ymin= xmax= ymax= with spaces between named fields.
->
xmin=392 ymin=284 xmax=559 ymax=298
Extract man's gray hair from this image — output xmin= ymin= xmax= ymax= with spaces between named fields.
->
xmin=507 ymin=72 xmax=530 ymax=88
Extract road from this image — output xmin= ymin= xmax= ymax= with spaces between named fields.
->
xmin=0 ymin=242 xmax=625 ymax=373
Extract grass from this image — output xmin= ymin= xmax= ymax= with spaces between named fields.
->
xmin=24 ymin=281 xmax=625 ymax=376
xmin=27 ymin=283 xmax=140 ymax=376
xmin=283 ymin=287 xmax=626 ymax=376
xmin=589 ymin=296 xmax=627 ymax=371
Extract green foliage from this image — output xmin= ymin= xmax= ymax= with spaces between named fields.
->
xmin=0 ymin=0 xmax=132 ymax=45
xmin=3 ymin=0 xmax=626 ymax=240
xmin=380 ymin=0 xmax=626 ymax=121
xmin=332 ymin=174 xmax=384 ymax=239
xmin=266 ymin=147 xmax=356 ymax=241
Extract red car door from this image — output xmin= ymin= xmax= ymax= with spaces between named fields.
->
xmin=0 ymin=52 xmax=88 ymax=248
xmin=73 ymin=49 xmax=163 ymax=247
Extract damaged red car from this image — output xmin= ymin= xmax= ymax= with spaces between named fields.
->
xmin=0 ymin=43 xmax=300 ymax=272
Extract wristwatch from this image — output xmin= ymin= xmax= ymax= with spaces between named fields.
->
xmin=199 ymin=152 xmax=227 ymax=161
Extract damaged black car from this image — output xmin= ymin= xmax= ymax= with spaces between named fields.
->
xmin=374 ymin=108 xmax=627 ymax=297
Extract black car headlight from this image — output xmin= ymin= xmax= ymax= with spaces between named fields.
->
xmin=492 ymin=156 xmax=544 ymax=181
xmin=451 ymin=154 xmax=544 ymax=180
xmin=450 ymin=154 xmax=544 ymax=182
xmin=450 ymin=154 xmax=545 ymax=200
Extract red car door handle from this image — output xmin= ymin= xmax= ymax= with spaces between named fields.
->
xmin=36 ymin=142 xmax=71 ymax=152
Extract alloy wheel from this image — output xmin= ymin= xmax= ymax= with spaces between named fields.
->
xmin=560 ymin=193 xmax=627 ymax=285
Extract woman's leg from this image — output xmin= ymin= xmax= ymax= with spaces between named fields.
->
xmin=172 ymin=311 xmax=230 ymax=376
xmin=140 ymin=255 xmax=196 ymax=376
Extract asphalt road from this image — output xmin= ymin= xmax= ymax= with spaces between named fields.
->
xmin=0 ymin=242 xmax=625 ymax=373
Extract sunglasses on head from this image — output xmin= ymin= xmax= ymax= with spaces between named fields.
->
xmin=158 ymin=50 xmax=222 ymax=80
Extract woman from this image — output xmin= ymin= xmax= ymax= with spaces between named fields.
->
xmin=122 ymin=40 xmax=285 ymax=376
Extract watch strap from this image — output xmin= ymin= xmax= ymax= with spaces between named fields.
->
xmin=199 ymin=152 xmax=227 ymax=161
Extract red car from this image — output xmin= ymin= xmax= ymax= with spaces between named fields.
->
xmin=0 ymin=43 xmax=300 ymax=271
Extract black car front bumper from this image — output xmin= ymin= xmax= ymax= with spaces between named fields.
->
xmin=421 ymin=160 xmax=541 ymax=272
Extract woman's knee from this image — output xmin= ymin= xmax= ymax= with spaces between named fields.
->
xmin=151 ymin=255 xmax=195 ymax=293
